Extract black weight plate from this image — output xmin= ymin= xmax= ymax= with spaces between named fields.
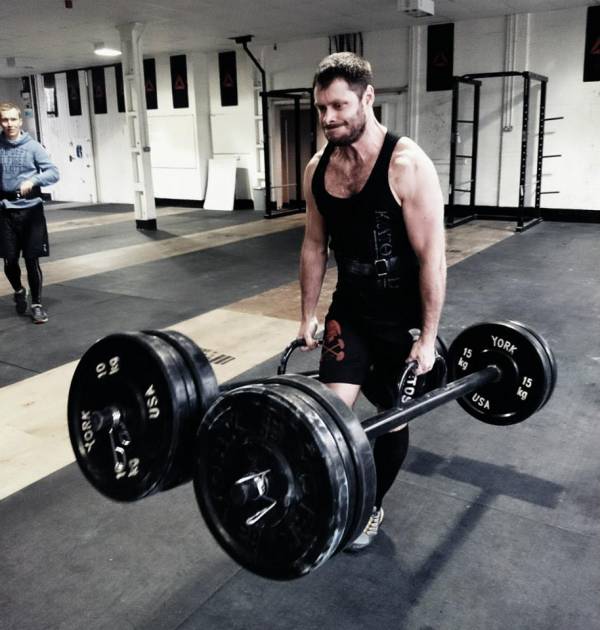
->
xmin=512 ymin=321 xmax=557 ymax=409
xmin=194 ymin=382 xmax=351 ymax=580
xmin=362 ymin=334 xmax=449 ymax=409
xmin=143 ymin=330 xmax=211 ymax=490
xmin=265 ymin=374 xmax=376 ymax=552
xmin=145 ymin=330 xmax=219 ymax=418
xmin=448 ymin=321 xmax=554 ymax=425
xmin=68 ymin=333 xmax=189 ymax=501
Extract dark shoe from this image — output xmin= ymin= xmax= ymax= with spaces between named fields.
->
xmin=14 ymin=288 xmax=28 ymax=315
xmin=31 ymin=303 xmax=48 ymax=324
xmin=344 ymin=507 xmax=384 ymax=553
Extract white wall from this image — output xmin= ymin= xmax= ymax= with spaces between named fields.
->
xmin=35 ymin=71 xmax=97 ymax=203
xmin=207 ymin=50 xmax=257 ymax=196
xmin=415 ymin=10 xmax=599 ymax=210
xmin=34 ymin=52 xmax=212 ymax=204
xmin=90 ymin=66 xmax=134 ymax=204
xmin=257 ymin=9 xmax=599 ymax=212
xmin=0 ymin=78 xmax=21 ymax=105
xmin=528 ymin=8 xmax=600 ymax=210
xmin=27 ymin=6 xmax=600 ymax=211
xmin=147 ymin=53 xmax=209 ymax=200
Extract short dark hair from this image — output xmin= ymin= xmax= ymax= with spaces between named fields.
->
xmin=313 ymin=52 xmax=373 ymax=97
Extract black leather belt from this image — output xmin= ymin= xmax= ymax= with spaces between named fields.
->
xmin=337 ymin=255 xmax=402 ymax=278
xmin=1 ymin=186 xmax=41 ymax=201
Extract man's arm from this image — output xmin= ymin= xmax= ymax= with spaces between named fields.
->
xmin=20 ymin=143 xmax=60 ymax=195
xmin=391 ymin=139 xmax=446 ymax=374
xmin=298 ymin=156 xmax=329 ymax=348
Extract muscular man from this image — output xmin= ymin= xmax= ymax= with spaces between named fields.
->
xmin=298 ymin=53 xmax=446 ymax=551
xmin=0 ymin=102 xmax=59 ymax=323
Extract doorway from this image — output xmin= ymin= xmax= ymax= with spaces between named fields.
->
xmin=35 ymin=71 xmax=98 ymax=203
xmin=279 ymin=107 xmax=313 ymax=207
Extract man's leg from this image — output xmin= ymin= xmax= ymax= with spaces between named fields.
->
xmin=373 ymin=424 xmax=409 ymax=510
xmin=346 ymin=330 xmax=416 ymax=552
xmin=4 ymin=257 xmax=22 ymax=291
xmin=25 ymin=257 xmax=47 ymax=324
xmin=4 ymin=258 xmax=28 ymax=315
xmin=1 ymin=210 xmax=28 ymax=315
xmin=21 ymin=203 xmax=49 ymax=324
xmin=324 ymin=382 xmax=361 ymax=408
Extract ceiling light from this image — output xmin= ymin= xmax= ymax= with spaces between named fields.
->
xmin=94 ymin=42 xmax=121 ymax=57
xmin=398 ymin=0 xmax=435 ymax=18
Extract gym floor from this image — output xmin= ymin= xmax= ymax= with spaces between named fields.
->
xmin=1 ymin=204 xmax=598 ymax=630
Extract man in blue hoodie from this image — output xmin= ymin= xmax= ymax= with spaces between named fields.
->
xmin=0 ymin=102 xmax=59 ymax=323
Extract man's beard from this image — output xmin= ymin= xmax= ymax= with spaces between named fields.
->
xmin=325 ymin=111 xmax=367 ymax=146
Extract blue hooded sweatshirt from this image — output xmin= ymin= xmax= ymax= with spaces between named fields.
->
xmin=0 ymin=131 xmax=60 ymax=209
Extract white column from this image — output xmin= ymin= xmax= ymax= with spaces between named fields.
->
xmin=407 ymin=25 xmax=422 ymax=142
xmin=117 ymin=22 xmax=157 ymax=229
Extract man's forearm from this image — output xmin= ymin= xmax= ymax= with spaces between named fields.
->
xmin=300 ymin=245 xmax=328 ymax=322
xmin=418 ymin=258 xmax=446 ymax=343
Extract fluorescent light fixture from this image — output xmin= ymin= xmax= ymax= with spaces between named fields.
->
xmin=94 ymin=42 xmax=121 ymax=57
xmin=398 ymin=0 xmax=435 ymax=17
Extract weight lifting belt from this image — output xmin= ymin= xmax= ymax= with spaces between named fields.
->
xmin=335 ymin=254 xmax=404 ymax=289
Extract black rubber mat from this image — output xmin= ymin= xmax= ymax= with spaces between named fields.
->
xmin=0 ymin=225 xmax=305 ymax=387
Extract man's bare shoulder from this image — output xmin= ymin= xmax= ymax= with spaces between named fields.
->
xmin=389 ymin=136 xmax=438 ymax=201
xmin=390 ymin=136 xmax=432 ymax=173
xmin=305 ymin=147 xmax=326 ymax=177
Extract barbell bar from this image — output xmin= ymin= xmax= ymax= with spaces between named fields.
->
xmin=194 ymin=320 xmax=556 ymax=580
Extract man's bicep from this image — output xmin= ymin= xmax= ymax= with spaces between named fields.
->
xmin=303 ymin=162 xmax=328 ymax=250
xmin=402 ymin=159 xmax=445 ymax=259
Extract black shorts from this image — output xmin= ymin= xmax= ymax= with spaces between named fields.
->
xmin=319 ymin=313 xmax=416 ymax=386
xmin=0 ymin=204 xmax=50 ymax=259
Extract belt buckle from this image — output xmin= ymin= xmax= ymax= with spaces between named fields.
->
xmin=374 ymin=258 xmax=389 ymax=278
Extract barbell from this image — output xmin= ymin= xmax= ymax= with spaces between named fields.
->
xmin=193 ymin=320 xmax=556 ymax=580
xmin=67 ymin=319 xmax=556 ymax=581
xmin=68 ymin=327 xmax=447 ymax=502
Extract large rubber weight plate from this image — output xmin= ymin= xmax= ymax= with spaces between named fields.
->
xmin=143 ymin=329 xmax=220 ymax=488
xmin=194 ymin=382 xmax=351 ymax=580
xmin=514 ymin=321 xmax=557 ymax=409
xmin=68 ymin=333 xmax=189 ymax=501
xmin=264 ymin=374 xmax=376 ymax=552
xmin=145 ymin=330 xmax=219 ymax=418
xmin=448 ymin=321 xmax=555 ymax=425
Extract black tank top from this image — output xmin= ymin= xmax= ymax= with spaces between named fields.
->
xmin=312 ymin=131 xmax=421 ymax=323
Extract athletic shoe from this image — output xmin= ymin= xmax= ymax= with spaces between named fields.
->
xmin=344 ymin=507 xmax=384 ymax=553
xmin=31 ymin=304 xmax=48 ymax=324
xmin=13 ymin=288 xmax=28 ymax=315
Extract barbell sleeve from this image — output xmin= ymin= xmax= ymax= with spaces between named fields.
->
xmin=361 ymin=365 xmax=501 ymax=439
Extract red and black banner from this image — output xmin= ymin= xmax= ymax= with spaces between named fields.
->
xmin=42 ymin=74 xmax=58 ymax=116
xmin=144 ymin=58 xmax=158 ymax=109
xmin=219 ymin=51 xmax=238 ymax=107
xmin=91 ymin=67 xmax=107 ymax=114
xmin=66 ymin=70 xmax=82 ymax=116
xmin=584 ymin=6 xmax=600 ymax=82
xmin=170 ymin=54 xmax=189 ymax=109
xmin=114 ymin=63 xmax=126 ymax=113
xmin=427 ymin=23 xmax=454 ymax=92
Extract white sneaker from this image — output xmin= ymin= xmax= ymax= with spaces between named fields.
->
xmin=345 ymin=507 xmax=384 ymax=552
